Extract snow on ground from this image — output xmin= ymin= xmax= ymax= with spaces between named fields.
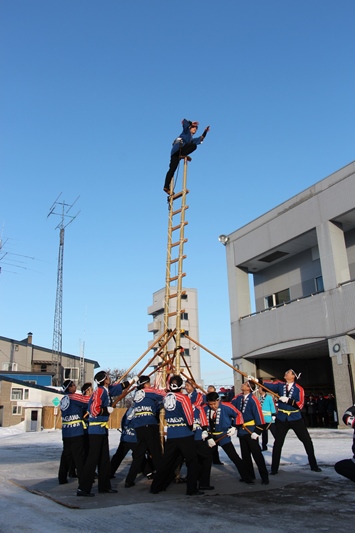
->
xmin=0 ymin=425 xmax=354 ymax=533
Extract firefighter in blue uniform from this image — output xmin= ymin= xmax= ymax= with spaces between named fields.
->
xmin=77 ymin=371 xmax=133 ymax=497
xmin=232 ymin=379 xmax=269 ymax=484
xmin=185 ymin=379 xmax=204 ymax=407
xmin=125 ymin=375 xmax=165 ymax=487
xmin=58 ymin=379 xmax=90 ymax=485
xmin=163 ymin=119 xmax=210 ymax=193
xmin=110 ymin=406 xmax=137 ymax=478
xmin=150 ymin=375 xmax=201 ymax=495
xmin=204 ymin=391 xmax=253 ymax=484
xmin=334 ymin=404 xmax=355 ymax=482
xmin=263 ymin=369 xmax=321 ymax=474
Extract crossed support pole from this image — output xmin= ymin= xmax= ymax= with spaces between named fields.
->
xmin=111 ymin=328 xmax=281 ymax=447
xmin=113 ymin=328 xmax=280 ymax=408
xmin=182 ymin=332 xmax=281 ymax=400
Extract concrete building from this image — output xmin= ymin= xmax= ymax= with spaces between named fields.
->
xmin=0 ymin=332 xmax=99 ymax=387
xmin=147 ymin=287 xmax=202 ymax=384
xmin=222 ymin=161 xmax=355 ymax=422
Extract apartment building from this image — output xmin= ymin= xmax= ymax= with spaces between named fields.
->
xmin=147 ymin=287 xmax=202 ymax=384
xmin=0 ymin=332 xmax=99 ymax=386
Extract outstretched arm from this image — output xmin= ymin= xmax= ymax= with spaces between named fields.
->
xmin=201 ymin=126 xmax=210 ymax=140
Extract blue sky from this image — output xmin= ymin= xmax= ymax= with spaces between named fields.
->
xmin=1 ymin=1 xmax=354 ymax=386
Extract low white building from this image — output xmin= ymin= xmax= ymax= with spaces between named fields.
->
xmin=0 ymin=375 xmax=64 ymax=428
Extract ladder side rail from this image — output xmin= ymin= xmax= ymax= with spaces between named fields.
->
xmin=175 ymin=157 xmax=189 ymax=372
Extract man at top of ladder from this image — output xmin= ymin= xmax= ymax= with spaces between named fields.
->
xmin=163 ymin=118 xmax=210 ymax=194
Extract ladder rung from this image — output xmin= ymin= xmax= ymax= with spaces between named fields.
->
xmin=172 ymin=221 xmax=188 ymax=232
xmin=169 ymin=273 xmax=186 ymax=282
xmin=169 ymin=291 xmax=187 ymax=299
xmin=172 ymin=189 xmax=189 ymax=200
xmin=170 ymin=255 xmax=187 ymax=264
xmin=168 ymin=309 xmax=186 ymax=317
xmin=171 ymin=239 xmax=188 ymax=248
xmin=172 ymin=206 xmax=189 ymax=216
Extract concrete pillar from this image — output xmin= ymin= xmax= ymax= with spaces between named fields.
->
xmin=329 ymin=335 xmax=355 ymax=427
xmin=233 ymin=357 xmax=256 ymax=393
xmin=226 ymin=254 xmax=251 ymax=321
xmin=316 ymin=221 xmax=350 ymax=290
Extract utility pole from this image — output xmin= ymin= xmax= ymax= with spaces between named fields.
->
xmin=47 ymin=194 xmax=80 ymax=386
xmin=79 ymin=339 xmax=85 ymax=386
xmin=79 ymin=308 xmax=87 ymax=386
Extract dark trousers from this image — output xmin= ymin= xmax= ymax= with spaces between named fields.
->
xmin=164 ymin=143 xmax=197 ymax=189
xmin=110 ymin=441 xmax=136 ymax=477
xmin=151 ymin=435 xmax=198 ymax=495
xmin=82 ymin=430 xmax=90 ymax=464
xmin=212 ymin=444 xmax=223 ymax=464
xmin=261 ymin=423 xmax=276 ymax=449
xmin=58 ymin=436 xmax=85 ymax=484
xmin=220 ymin=441 xmax=252 ymax=482
xmin=334 ymin=459 xmax=355 ymax=482
xmin=125 ymin=425 xmax=162 ymax=485
xmin=195 ymin=440 xmax=213 ymax=487
xmin=80 ymin=433 xmax=111 ymax=493
xmin=239 ymin=435 xmax=269 ymax=482
xmin=271 ymin=418 xmax=319 ymax=473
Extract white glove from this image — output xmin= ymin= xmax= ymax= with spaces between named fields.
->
xmin=272 ymin=415 xmax=276 ymax=421
xmin=347 ymin=416 xmax=355 ymax=427
xmin=227 ymin=427 xmax=236 ymax=437
xmin=207 ymin=438 xmax=216 ymax=448
xmin=107 ymin=407 xmax=114 ymax=414
xmin=279 ymin=396 xmax=289 ymax=403
xmin=251 ymin=432 xmax=259 ymax=440
xmin=131 ymin=375 xmax=139 ymax=384
xmin=201 ymin=430 xmax=209 ymax=440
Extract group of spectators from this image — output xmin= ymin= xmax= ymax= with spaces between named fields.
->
xmin=304 ymin=392 xmax=337 ymax=428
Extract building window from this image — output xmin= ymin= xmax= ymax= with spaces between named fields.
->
xmin=11 ymin=388 xmax=23 ymax=400
xmin=181 ymin=294 xmax=188 ymax=300
xmin=40 ymin=364 xmax=47 ymax=372
xmin=264 ymin=288 xmax=290 ymax=309
xmin=315 ymin=276 xmax=324 ymax=292
xmin=12 ymin=405 xmax=22 ymax=415
xmin=24 ymin=389 xmax=29 ymax=400
xmin=183 ymin=349 xmax=190 ymax=356
xmin=182 ymin=330 xmax=189 ymax=337
xmin=64 ymin=367 xmax=79 ymax=381
xmin=181 ymin=312 xmax=188 ymax=320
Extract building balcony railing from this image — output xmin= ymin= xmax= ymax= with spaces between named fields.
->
xmin=233 ymin=279 xmax=355 ymax=359
xmin=240 ymin=290 xmax=324 ymax=320
xmin=147 ymin=303 xmax=164 ymax=315
xmin=240 ymin=277 xmax=355 ymax=321
xmin=148 ymin=321 xmax=161 ymax=333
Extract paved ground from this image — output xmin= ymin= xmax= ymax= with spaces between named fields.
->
xmin=0 ymin=428 xmax=354 ymax=532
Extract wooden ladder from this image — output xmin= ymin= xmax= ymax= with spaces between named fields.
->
xmin=162 ymin=155 xmax=191 ymax=374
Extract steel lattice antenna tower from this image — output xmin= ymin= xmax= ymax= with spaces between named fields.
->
xmin=47 ymin=194 xmax=80 ymax=386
